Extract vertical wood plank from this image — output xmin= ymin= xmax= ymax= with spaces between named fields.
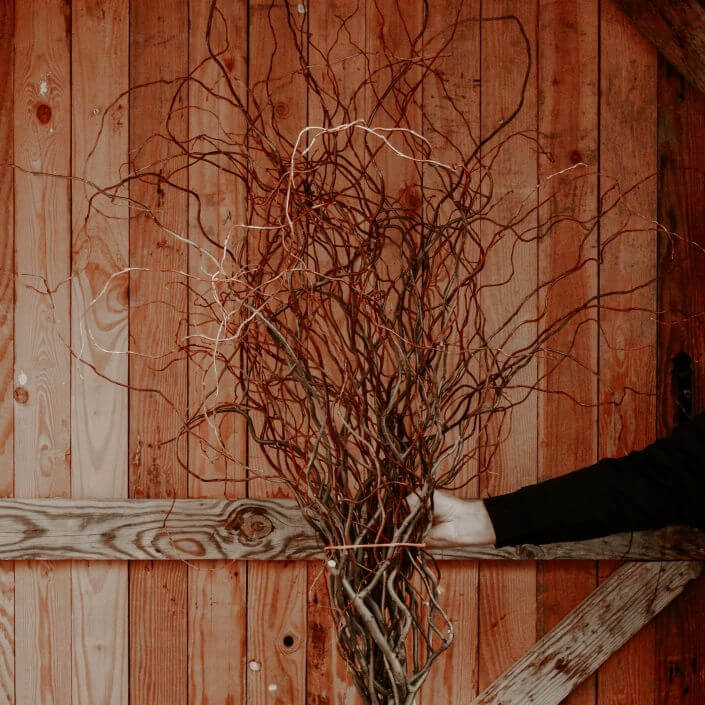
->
xmin=362 ymin=0 xmax=425 ymax=697
xmin=655 ymin=56 xmax=705 ymax=705
xmin=0 ymin=1 xmax=13 ymax=702
xmin=187 ymin=2 xmax=248 ymax=704
xmin=14 ymin=0 xmax=72 ymax=703
xmin=597 ymin=2 xmax=658 ymax=704
xmin=478 ymin=0 xmax=538 ymax=689
xmin=364 ymin=0 xmax=424 ymax=212
xmin=70 ymin=1 xmax=129 ymax=704
xmin=247 ymin=3 xmax=308 ymax=704
xmin=536 ymin=4 xmax=598 ymax=705
xmin=129 ymin=2 xmax=189 ymax=704
xmin=305 ymin=2 xmax=364 ymax=702
xmin=419 ymin=2 xmax=481 ymax=703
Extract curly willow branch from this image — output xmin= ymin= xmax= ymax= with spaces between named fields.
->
xmin=57 ymin=2 xmax=696 ymax=703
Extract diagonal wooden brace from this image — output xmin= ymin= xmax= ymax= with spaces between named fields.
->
xmin=470 ymin=561 xmax=703 ymax=705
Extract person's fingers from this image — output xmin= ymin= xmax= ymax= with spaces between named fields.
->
xmin=404 ymin=492 xmax=496 ymax=547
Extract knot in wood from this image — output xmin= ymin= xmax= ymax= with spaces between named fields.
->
xmin=36 ymin=103 xmax=52 ymax=124
xmin=273 ymin=101 xmax=290 ymax=120
xmin=13 ymin=386 xmax=29 ymax=404
xmin=230 ymin=507 xmax=274 ymax=545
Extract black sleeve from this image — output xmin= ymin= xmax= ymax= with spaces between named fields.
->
xmin=483 ymin=411 xmax=705 ymax=547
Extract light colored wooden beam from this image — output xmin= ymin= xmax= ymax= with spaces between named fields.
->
xmin=470 ymin=560 xmax=702 ymax=705
xmin=0 ymin=498 xmax=319 ymax=561
xmin=613 ymin=0 xmax=705 ymax=95
xmin=0 ymin=498 xmax=703 ymax=561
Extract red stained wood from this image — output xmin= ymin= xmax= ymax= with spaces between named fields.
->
xmin=0 ymin=1 xmax=13 ymax=702
xmin=419 ymin=1 xmax=481 ymax=702
xmin=536 ymin=4 xmax=599 ymax=705
xmin=612 ymin=0 xmax=705 ymax=98
xmin=187 ymin=2 xmax=248 ymax=704
xmin=1 ymin=4 xmax=704 ymax=705
xmin=129 ymin=2 xmax=189 ymax=704
xmin=362 ymin=0 xmax=428 ymax=697
xmin=598 ymin=2 xmax=658 ymax=705
xmin=305 ymin=2 xmax=365 ymax=703
xmin=478 ymin=0 xmax=538 ymax=690
xmin=71 ymin=1 xmax=129 ymax=703
xmin=14 ymin=1 xmax=72 ymax=703
xmin=247 ymin=3 xmax=308 ymax=704
xmin=655 ymin=56 xmax=705 ymax=705
xmin=0 ymin=0 xmax=14 ymax=501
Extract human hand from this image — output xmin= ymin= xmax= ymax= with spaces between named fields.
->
xmin=407 ymin=491 xmax=497 ymax=547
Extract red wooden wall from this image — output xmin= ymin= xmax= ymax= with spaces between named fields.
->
xmin=0 ymin=1 xmax=703 ymax=704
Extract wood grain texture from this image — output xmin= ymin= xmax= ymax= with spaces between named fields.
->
xmin=307 ymin=565 xmax=359 ymax=705
xmin=2 ymin=6 xmax=704 ymax=705
xmin=14 ymin=0 xmax=72 ymax=703
xmin=129 ymin=2 xmax=189 ymax=704
xmin=305 ymin=2 xmax=364 ymax=703
xmin=536 ymin=4 xmax=598 ymax=705
xmin=598 ymin=3 xmax=659 ymax=705
xmin=187 ymin=2 xmax=248 ymax=704
xmin=0 ymin=2 xmax=13 ymax=701
xmin=611 ymin=0 xmax=705 ymax=98
xmin=478 ymin=0 xmax=538 ymax=689
xmin=247 ymin=4 xmax=308 ymax=703
xmin=471 ymin=561 xmax=703 ymax=705
xmin=0 ymin=498 xmax=702 ymax=561
xmin=361 ymin=1 xmax=428 ymax=696
xmin=419 ymin=2 xmax=481 ymax=703
xmin=655 ymin=56 xmax=705 ymax=705
xmin=0 ymin=0 xmax=14 ymax=501
xmin=188 ymin=559 xmax=246 ymax=705
xmin=71 ymin=1 xmax=129 ymax=704
xmin=0 ymin=562 xmax=12 ymax=705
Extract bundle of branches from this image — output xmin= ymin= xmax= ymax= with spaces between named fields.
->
xmin=75 ymin=2 xmax=662 ymax=703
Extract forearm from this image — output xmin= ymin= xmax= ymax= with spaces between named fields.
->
xmin=482 ymin=459 xmax=633 ymax=547
xmin=482 ymin=412 xmax=705 ymax=547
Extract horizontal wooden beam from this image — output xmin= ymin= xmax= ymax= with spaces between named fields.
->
xmin=0 ymin=498 xmax=320 ymax=561
xmin=613 ymin=0 xmax=705 ymax=95
xmin=470 ymin=560 xmax=703 ymax=705
xmin=0 ymin=498 xmax=703 ymax=561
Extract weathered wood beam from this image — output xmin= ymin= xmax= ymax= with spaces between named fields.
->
xmin=435 ymin=526 xmax=705 ymax=561
xmin=470 ymin=560 xmax=703 ymax=705
xmin=613 ymin=0 xmax=705 ymax=96
xmin=0 ymin=498 xmax=320 ymax=561
xmin=0 ymin=498 xmax=704 ymax=561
